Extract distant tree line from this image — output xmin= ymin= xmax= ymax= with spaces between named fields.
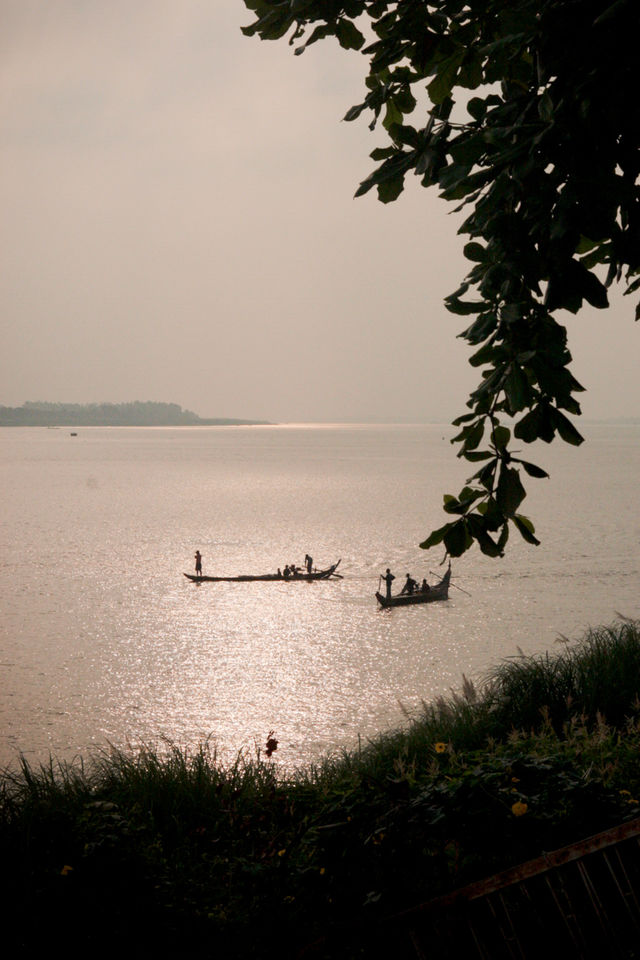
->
xmin=0 ymin=401 xmax=268 ymax=426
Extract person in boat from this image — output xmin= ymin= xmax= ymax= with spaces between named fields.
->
xmin=277 ymin=567 xmax=282 ymax=578
xmin=194 ymin=550 xmax=202 ymax=576
xmin=305 ymin=554 xmax=313 ymax=574
xmin=400 ymin=574 xmax=418 ymax=596
xmin=381 ymin=568 xmax=395 ymax=599
xmin=283 ymin=565 xmax=291 ymax=579
xmin=421 ymin=578 xmax=430 ymax=593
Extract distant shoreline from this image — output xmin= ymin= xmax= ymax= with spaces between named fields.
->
xmin=0 ymin=401 xmax=270 ymax=427
xmin=1 ymin=401 xmax=637 ymax=428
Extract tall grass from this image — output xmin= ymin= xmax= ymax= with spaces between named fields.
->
xmin=484 ymin=619 xmax=640 ymax=734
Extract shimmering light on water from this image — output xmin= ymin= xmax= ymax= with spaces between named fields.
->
xmin=1 ymin=423 xmax=638 ymax=771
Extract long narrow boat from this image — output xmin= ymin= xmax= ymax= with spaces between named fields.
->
xmin=375 ymin=564 xmax=451 ymax=607
xmin=184 ymin=560 xmax=341 ymax=583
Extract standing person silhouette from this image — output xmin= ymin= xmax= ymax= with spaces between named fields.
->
xmin=382 ymin=568 xmax=395 ymax=599
xmin=195 ymin=550 xmax=202 ymax=576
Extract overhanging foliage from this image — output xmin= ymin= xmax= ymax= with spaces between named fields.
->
xmin=242 ymin=0 xmax=640 ymax=557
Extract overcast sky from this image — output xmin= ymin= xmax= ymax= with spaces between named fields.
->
xmin=1 ymin=1 xmax=638 ymax=423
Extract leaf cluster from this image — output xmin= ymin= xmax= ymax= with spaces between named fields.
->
xmin=243 ymin=0 xmax=640 ymax=557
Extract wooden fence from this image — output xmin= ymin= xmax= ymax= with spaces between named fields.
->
xmin=301 ymin=817 xmax=640 ymax=959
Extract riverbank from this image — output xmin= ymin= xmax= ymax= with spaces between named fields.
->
xmin=3 ymin=620 xmax=640 ymax=957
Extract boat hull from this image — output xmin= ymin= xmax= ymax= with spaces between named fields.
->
xmin=184 ymin=560 xmax=341 ymax=583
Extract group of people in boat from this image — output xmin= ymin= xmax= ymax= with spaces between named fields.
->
xmin=278 ymin=554 xmax=314 ymax=579
xmin=381 ymin=568 xmax=430 ymax=599
xmin=194 ymin=550 xmax=315 ymax=579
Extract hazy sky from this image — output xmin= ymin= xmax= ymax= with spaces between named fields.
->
xmin=1 ymin=1 xmax=638 ymax=423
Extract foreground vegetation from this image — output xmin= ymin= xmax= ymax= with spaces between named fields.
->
xmin=3 ymin=620 xmax=640 ymax=957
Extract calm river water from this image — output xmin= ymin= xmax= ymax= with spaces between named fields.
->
xmin=1 ymin=423 xmax=638 ymax=772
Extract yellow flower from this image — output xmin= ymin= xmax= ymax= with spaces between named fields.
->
xmin=620 ymin=791 xmax=637 ymax=804
xmin=435 ymin=742 xmax=447 ymax=754
xmin=511 ymin=801 xmax=528 ymax=817
xmin=60 ymin=864 xmax=74 ymax=876
xmin=277 ymin=848 xmax=286 ymax=857
xmin=319 ymin=867 xmax=326 ymax=875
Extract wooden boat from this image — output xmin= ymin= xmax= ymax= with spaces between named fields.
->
xmin=184 ymin=559 xmax=341 ymax=583
xmin=375 ymin=564 xmax=451 ymax=607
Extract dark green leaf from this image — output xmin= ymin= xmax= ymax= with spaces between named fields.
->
xmin=538 ymin=91 xmax=554 ymax=122
xmin=491 ymin=425 xmax=511 ymax=450
xmin=336 ymin=19 xmax=365 ymax=51
xmin=516 ymin=460 xmax=550 ymax=479
xmin=458 ymin=55 xmax=483 ymax=90
xmin=449 ymin=133 xmax=486 ymax=165
xmin=470 ymin=366 xmax=506 ymax=404
xmin=497 ymin=522 xmax=509 ymax=551
xmin=439 ymin=166 xmax=493 ymax=201
xmin=438 ymin=162 xmax=472 ymax=192
xmin=420 ymin=521 xmax=457 ymax=550
xmin=460 ymin=419 xmax=484 ymax=451
xmin=464 ymin=450 xmax=493 ymax=462
xmin=369 ymin=146 xmax=396 ymax=161
xmin=451 ymin=412 xmax=477 ymax=426
xmin=460 ymin=312 xmax=497 ymax=342
xmin=428 ymin=52 xmax=463 ymax=104
xmin=378 ymin=175 xmax=405 ymax=202
xmin=344 ymin=103 xmax=368 ymax=122
xmin=500 ymin=303 xmax=523 ymax=323
xmin=467 ymin=97 xmax=487 ymax=120
xmin=383 ymin=99 xmax=404 ymax=131
xmin=469 ymin=520 xmax=504 ymax=557
xmin=443 ymin=520 xmax=472 ymax=557
xmin=581 ymin=270 xmax=609 ymax=309
xmin=514 ymin=406 xmax=543 ymax=443
xmin=513 ymin=514 xmax=540 ymax=546
xmin=496 ymin=466 xmax=526 ymax=516
xmin=464 ymin=242 xmax=487 ymax=263
xmin=504 ymin=363 xmax=530 ymax=413
xmin=471 ymin=459 xmax=497 ymax=491
xmin=469 ymin=340 xmax=499 ymax=368
xmin=550 ymin=408 xmax=584 ymax=446
xmin=388 ymin=124 xmax=421 ymax=148
xmin=446 ymin=298 xmax=487 ymax=316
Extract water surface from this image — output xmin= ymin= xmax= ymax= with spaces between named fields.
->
xmin=1 ymin=423 xmax=638 ymax=771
